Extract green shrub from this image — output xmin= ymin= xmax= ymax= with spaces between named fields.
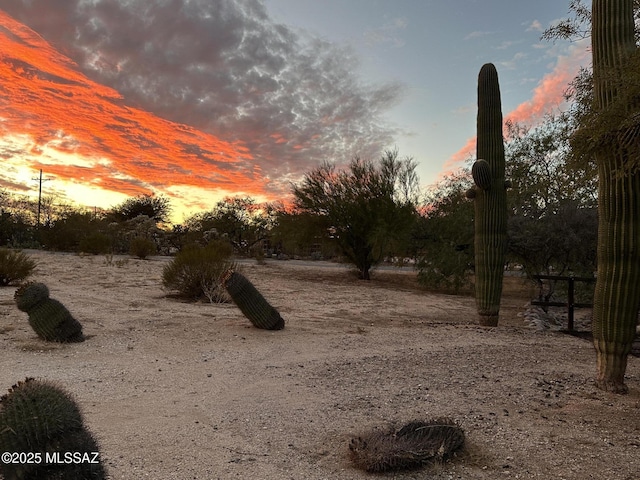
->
xmin=79 ymin=232 xmax=112 ymax=254
xmin=129 ymin=236 xmax=156 ymax=259
xmin=0 ymin=248 xmax=36 ymax=286
xmin=162 ymin=241 xmax=235 ymax=302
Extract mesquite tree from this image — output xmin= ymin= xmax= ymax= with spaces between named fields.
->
xmin=465 ymin=63 xmax=509 ymax=326
xmin=590 ymin=0 xmax=640 ymax=393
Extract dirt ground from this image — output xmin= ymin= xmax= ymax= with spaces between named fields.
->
xmin=1 ymin=250 xmax=639 ymax=479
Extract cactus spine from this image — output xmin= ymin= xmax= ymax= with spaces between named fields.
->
xmin=590 ymin=0 xmax=640 ymax=393
xmin=14 ymin=282 xmax=84 ymax=342
xmin=222 ymin=270 xmax=285 ymax=330
xmin=467 ymin=63 xmax=508 ymax=326
xmin=0 ymin=378 xmax=106 ymax=479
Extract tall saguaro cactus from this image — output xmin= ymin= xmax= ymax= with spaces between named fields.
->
xmin=590 ymin=0 xmax=640 ymax=393
xmin=466 ymin=63 xmax=508 ymax=326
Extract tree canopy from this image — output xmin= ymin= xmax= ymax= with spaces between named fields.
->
xmin=292 ymin=149 xmax=420 ymax=279
xmin=111 ymin=194 xmax=172 ymax=223
xmin=184 ymin=196 xmax=273 ymax=254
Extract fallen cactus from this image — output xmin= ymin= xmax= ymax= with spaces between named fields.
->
xmin=222 ymin=270 xmax=285 ymax=330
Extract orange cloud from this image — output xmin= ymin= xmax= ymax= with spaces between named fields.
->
xmin=0 ymin=11 xmax=266 ymax=209
xmin=504 ymin=49 xmax=587 ymax=126
xmin=442 ymin=44 xmax=589 ymax=178
xmin=440 ymin=136 xmax=476 ymax=178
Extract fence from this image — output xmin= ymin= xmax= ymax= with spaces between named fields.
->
xmin=531 ymin=275 xmax=595 ymax=332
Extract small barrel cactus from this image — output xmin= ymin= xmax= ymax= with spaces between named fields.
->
xmin=0 ymin=378 xmax=106 ymax=480
xmin=14 ymin=281 xmax=49 ymax=312
xmin=222 ymin=270 xmax=285 ymax=330
xmin=14 ymin=282 xmax=84 ymax=342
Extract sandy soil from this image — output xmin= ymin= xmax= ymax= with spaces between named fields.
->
xmin=1 ymin=250 xmax=639 ymax=480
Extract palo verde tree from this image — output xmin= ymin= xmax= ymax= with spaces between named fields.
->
xmin=505 ymin=115 xmax=598 ymax=218
xmin=505 ymin=115 xmax=598 ymax=283
xmin=416 ymin=112 xmax=598 ymax=293
xmin=293 ymin=149 xmax=420 ymax=280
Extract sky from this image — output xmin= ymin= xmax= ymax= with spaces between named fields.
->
xmin=0 ymin=0 xmax=590 ymax=223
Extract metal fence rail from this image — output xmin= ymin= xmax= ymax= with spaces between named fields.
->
xmin=531 ymin=275 xmax=595 ymax=332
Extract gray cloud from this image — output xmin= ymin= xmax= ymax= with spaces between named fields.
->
xmin=363 ymin=17 xmax=408 ymax=48
xmin=0 ymin=0 xmax=404 ymax=195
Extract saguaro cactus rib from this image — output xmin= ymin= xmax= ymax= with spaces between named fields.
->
xmin=469 ymin=63 xmax=508 ymax=327
xmin=591 ymin=0 xmax=640 ymax=393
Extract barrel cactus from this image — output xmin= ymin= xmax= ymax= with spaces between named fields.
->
xmin=14 ymin=282 xmax=84 ymax=342
xmin=222 ymin=270 xmax=285 ymax=330
xmin=465 ymin=63 xmax=509 ymax=326
xmin=0 ymin=377 xmax=106 ymax=479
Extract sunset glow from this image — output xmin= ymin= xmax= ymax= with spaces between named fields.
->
xmin=0 ymin=2 xmax=588 ymax=222
xmin=0 ymin=11 xmax=264 ymax=219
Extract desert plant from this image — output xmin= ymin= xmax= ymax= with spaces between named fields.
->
xmin=111 ymin=193 xmax=171 ymax=223
xmin=14 ymin=281 xmax=49 ymax=311
xmin=221 ymin=269 xmax=285 ymax=330
xmin=129 ymin=236 xmax=156 ymax=259
xmin=465 ymin=63 xmax=509 ymax=326
xmin=14 ymin=282 xmax=84 ymax=342
xmin=0 ymin=248 xmax=36 ymax=286
xmin=78 ymin=232 xmax=112 ymax=255
xmin=162 ymin=241 xmax=235 ymax=301
xmin=348 ymin=418 xmax=465 ymax=473
xmin=292 ymin=150 xmax=420 ymax=280
xmin=0 ymin=377 xmax=106 ymax=480
xmin=589 ymin=0 xmax=640 ymax=393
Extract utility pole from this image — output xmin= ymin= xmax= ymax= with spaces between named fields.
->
xmin=32 ymin=169 xmax=52 ymax=227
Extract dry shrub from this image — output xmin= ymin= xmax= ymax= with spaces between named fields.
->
xmin=162 ymin=241 xmax=235 ymax=302
xmin=0 ymin=248 xmax=36 ymax=286
xmin=129 ymin=237 xmax=156 ymax=259
xmin=348 ymin=419 xmax=465 ymax=473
